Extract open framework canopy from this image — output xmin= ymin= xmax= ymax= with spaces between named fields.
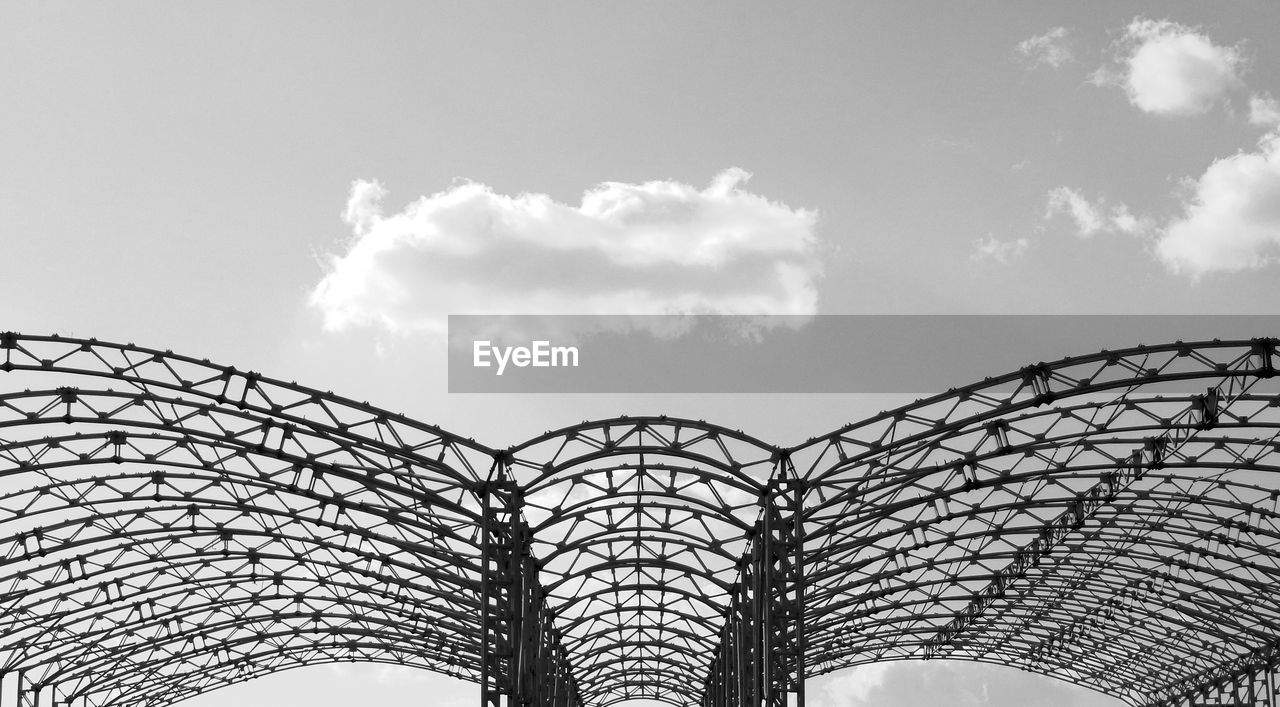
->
xmin=2 ymin=333 xmax=1280 ymax=707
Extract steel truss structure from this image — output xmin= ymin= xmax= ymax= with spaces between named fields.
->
xmin=3 ymin=332 xmax=1280 ymax=706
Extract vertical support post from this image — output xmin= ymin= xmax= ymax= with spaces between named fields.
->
xmin=480 ymin=457 xmax=519 ymax=707
xmin=513 ymin=519 xmax=544 ymax=707
xmin=763 ymin=453 xmax=805 ymax=707
xmin=18 ymin=680 xmax=37 ymax=707
xmin=742 ymin=550 xmax=758 ymax=706
xmin=479 ymin=454 xmax=582 ymax=707
xmin=1164 ymin=658 xmax=1280 ymax=707
xmin=701 ymin=451 xmax=806 ymax=707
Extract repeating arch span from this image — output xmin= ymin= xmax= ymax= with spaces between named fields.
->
xmin=2 ymin=332 xmax=1280 ymax=707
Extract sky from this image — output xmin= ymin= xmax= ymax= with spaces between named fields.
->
xmin=3 ymin=2 xmax=1280 ymax=705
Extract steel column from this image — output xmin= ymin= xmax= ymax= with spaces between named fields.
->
xmin=479 ymin=457 xmax=582 ymax=707
xmin=701 ymin=453 xmax=806 ymax=707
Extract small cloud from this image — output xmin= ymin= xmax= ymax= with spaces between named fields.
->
xmin=343 ymin=179 xmax=389 ymax=238
xmin=309 ymin=170 xmax=822 ymax=336
xmin=1156 ymin=131 xmax=1280 ymax=276
xmin=1095 ymin=18 xmax=1245 ymax=117
xmin=1045 ymin=186 xmax=1153 ymax=238
xmin=1045 ymin=187 xmax=1105 ymax=236
xmin=819 ymin=663 xmax=892 ymax=706
xmin=971 ymin=235 xmax=1030 ymax=264
xmin=1015 ymin=27 xmax=1074 ymax=69
xmin=1250 ymin=92 xmax=1280 ymax=128
xmin=1010 ymin=159 xmax=1031 ymax=172
xmin=1109 ymin=202 xmax=1156 ymax=236
xmin=921 ymin=135 xmax=975 ymax=153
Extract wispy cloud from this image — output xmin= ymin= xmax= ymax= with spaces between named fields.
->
xmin=1045 ymin=187 xmax=1153 ymax=238
xmin=1156 ymin=131 xmax=1280 ymax=276
xmin=971 ymin=235 xmax=1030 ymax=264
xmin=811 ymin=660 xmax=1106 ymax=707
xmin=1015 ymin=27 xmax=1074 ymax=69
xmin=1093 ymin=18 xmax=1244 ymax=117
xmin=1250 ymin=93 xmax=1280 ymax=128
xmin=816 ymin=663 xmax=892 ymax=707
xmin=1046 ymin=187 xmax=1105 ymax=236
xmin=309 ymin=170 xmax=822 ymax=335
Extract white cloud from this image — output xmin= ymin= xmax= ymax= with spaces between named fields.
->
xmin=1045 ymin=186 xmax=1153 ymax=238
xmin=1109 ymin=202 xmax=1156 ymax=236
xmin=817 ymin=663 xmax=892 ymax=706
xmin=1250 ymin=92 xmax=1280 ymax=128
xmin=1015 ymin=27 xmax=1074 ymax=69
xmin=971 ymin=235 xmax=1029 ymax=264
xmin=309 ymin=169 xmax=822 ymax=335
xmin=1156 ymin=131 xmax=1280 ymax=276
xmin=342 ymin=179 xmax=388 ymax=238
xmin=1046 ymin=187 xmax=1105 ymax=236
xmin=1095 ymin=18 xmax=1244 ymax=117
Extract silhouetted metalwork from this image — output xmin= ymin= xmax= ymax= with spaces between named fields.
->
xmin=2 ymin=332 xmax=1280 ymax=706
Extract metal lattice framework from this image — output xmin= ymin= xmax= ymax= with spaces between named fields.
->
xmin=3 ymin=332 xmax=1280 ymax=707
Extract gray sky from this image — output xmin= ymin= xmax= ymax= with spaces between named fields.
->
xmin=4 ymin=2 xmax=1280 ymax=705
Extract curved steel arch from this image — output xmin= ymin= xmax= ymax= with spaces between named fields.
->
xmin=2 ymin=333 xmax=1280 ymax=707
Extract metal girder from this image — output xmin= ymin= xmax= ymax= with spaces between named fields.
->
xmin=1145 ymin=653 xmax=1280 ymax=707
xmin=700 ymin=455 xmax=805 ymax=707
xmin=3 ymin=333 xmax=1280 ymax=707
xmin=480 ymin=459 xmax=582 ymax=707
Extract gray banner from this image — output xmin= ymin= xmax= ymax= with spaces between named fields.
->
xmin=447 ymin=315 xmax=1280 ymax=393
